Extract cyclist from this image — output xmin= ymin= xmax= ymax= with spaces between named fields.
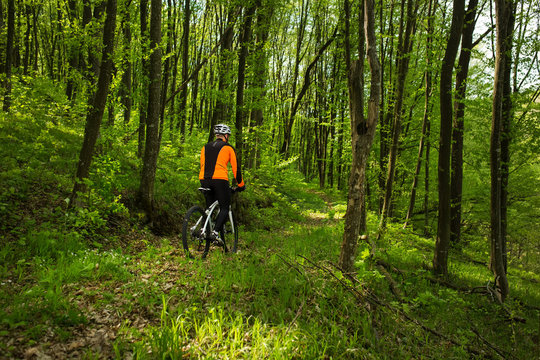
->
xmin=199 ymin=124 xmax=245 ymax=244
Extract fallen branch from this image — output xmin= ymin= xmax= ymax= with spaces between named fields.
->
xmin=471 ymin=327 xmax=514 ymax=359
xmin=301 ymin=257 xmax=493 ymax=359
xmin=285 ymin=300 xmax=305 ymax=335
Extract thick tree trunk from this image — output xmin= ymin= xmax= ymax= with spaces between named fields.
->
xmin=433 ymin=0 xmax=465 ymax=276
xmin=450 ymin=0 xmax=479 ymax=244
xmin=339 ymin=0 xmax=380 ymax=272
xmin=69 ymin=0 xmax=117 ymax=206
xmin=138 ymin=0 xmax=162 ymax=218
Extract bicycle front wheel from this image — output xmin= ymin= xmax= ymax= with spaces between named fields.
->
xmin=182 ymin=205 xmax=209 ymax=259
xmin=226 ymin=211 xmax=239 ymax=253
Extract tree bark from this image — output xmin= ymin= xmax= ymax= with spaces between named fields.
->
xmin=138 ymin=0 xmax=162 ymax=218
xmin=159 ymin=0 xmax=173 ymax=141
xmin=339 ymin=0 xmax=380 ymax=272
xmin=404 ymin=0 xmax=436 ymax=230
xmin=379 ymin=0 xmax=418 ymax=230
xmin=69 ymin=0 xmax=117 ymax=206
xmin=179 ymin=0 xmax=191 ymax=137
xmin=280 ymin=26 xmax=338 ymax=158
xmin=490 ymin=0 xmax=514 ymax=302
xmin=235 ymin=2 xmax=257 ymax=165
xmin=279 ymin=0 xmax=309 ymax=157
xmin=450 ymin=0 xmax=479 ymax=244
xmin=247 ymin=0 xmax=272 ymax=169
xmin=66 ymin=0 xmax=80 ymax=100
xmin=2 ymin=0 xmax=14 ymax=112
xmin=208 ymin=5 xmax=236 ymax=142
xmin=120 ymin=2 xmax=133 ymax=124
xmin=138 ymin=0 xmax=149 ymax=158
xmin=433 ymin=0 xmax=465 ymax=276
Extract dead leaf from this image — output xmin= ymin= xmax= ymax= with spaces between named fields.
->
xmin=67 ymin=340 xmax=85 ymax=351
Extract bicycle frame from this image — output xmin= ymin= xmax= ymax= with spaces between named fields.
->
xmin=193 ymin=200 xmax=235 ymax=239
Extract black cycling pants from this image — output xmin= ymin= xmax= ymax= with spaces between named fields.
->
xmin=200 ymin=179 xmax=230 ymax=233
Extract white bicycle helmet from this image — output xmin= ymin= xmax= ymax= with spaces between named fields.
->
xmin=214 ymin=123 xmax=232 ymax=135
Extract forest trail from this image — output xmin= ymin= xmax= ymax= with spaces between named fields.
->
xmin=4 ymin=191 xmax=342 ymax=359
xmin=3 ymin=187 xmax=538 ymax=359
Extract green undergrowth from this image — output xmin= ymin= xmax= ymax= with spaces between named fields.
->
xmin=1 ymin=77 xmax=539 ymax=359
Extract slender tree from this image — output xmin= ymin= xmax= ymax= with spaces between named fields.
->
xmin=490 ymin=0 xmax=514 ymax=302
xmin=2 ymin=0 xmax=15 ymax=111
xmin=138 ymin=0 xmax=162 ymax=217
xmin=120 ymin=0 xmax=133 ymax=124
xmin=208 ymin=4 xmax=236 ymax=142
xmin=450 ymin=0 xmax=479 ymax=244
xmin=69 ymin=0 xmax=117 ymax=206
xmin=433 ymin=0 xmax=465 ymax=275
xmin=236 ymin=1 xmax=257 ymax=165
xmin=378 ymin=0 xmax=418 ymax=230
xmin=179 ymin=0 xmax=191 ymax=137
xmin=138 ymin=0 xmax=149 ymax=158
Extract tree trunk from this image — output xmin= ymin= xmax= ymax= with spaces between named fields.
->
xmin=159 ymin=0 xmax=173 ymax=141
xmin=120 ymin=3 xmax=133 ymax=124
xmin=138 ymin=0 xmax=162 ymax=218
xmin=89 ymin=2 xmax=107 ymax=79
xmin=179 ymin=0 xmax=191 ymax=137
xmin=69 ymin=0 xmax=117 ymax=206
xmin=433 ymin=0 xmax=465 ymax=276
xmin=208 ymin=5 xmax=235 ymax=142
xmin=339 ymin=0 xmax=380 ymax=272
xmin=490 ymin=0 xmax=514 ymax=302
xmin=450 ymin=0 xmax=479 ymax=244
xmin=279 ymin=0 xmax=309 ymax=157
xmin=235 ymin=2 xmax=257 ymax=166
xmin=138 ymin=0 xmax=149 ymax=158
xmin=66 ymin=0 xmax=80 ymax=100
xmin=2 ymin=0 xmax=14 ymax=111
xmin=404 ymin=0 xmax=434 ymax=230
xmin=379 ymin=0 xmax=418 ymax=230
xmin=280 ymin=26 xmax=338 ymax=158
xmin=23 ymin=3 xmax=32 ymax=75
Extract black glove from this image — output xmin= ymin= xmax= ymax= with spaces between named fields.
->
xmin=237 ymin=185 xmax=246 ymax=192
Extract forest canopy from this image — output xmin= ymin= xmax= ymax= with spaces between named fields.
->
xmin=0 ymin=0 xmax=539 ymax=358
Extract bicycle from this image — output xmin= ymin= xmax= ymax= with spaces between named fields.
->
xmin=182 ymin=186 xmax=240 ymax=259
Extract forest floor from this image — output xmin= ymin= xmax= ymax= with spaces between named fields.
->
xmin=1 ymin=187 xmax=539 ymax=359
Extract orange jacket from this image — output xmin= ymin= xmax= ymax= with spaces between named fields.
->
xmin=199 ymin=139 xmax=245 ymax=187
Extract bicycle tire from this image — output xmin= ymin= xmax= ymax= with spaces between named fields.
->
xmin=230 ymin=211 xmax=239 ymax=253
xmin=182 ymin=205 xmax=210 ymax=259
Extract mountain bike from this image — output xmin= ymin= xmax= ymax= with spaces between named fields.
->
xmin=182 ymin=187 xmax=239 ymax=259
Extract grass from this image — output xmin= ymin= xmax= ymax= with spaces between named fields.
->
xmin=0 ymin=76 xmax=538 ymax=359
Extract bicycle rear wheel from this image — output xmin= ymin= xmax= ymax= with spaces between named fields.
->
xmin=182 ymin=205 xmax=209 ymax=258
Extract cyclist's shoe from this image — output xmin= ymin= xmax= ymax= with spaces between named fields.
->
xmin=210 ymin=230 xmax=224 ymax=246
